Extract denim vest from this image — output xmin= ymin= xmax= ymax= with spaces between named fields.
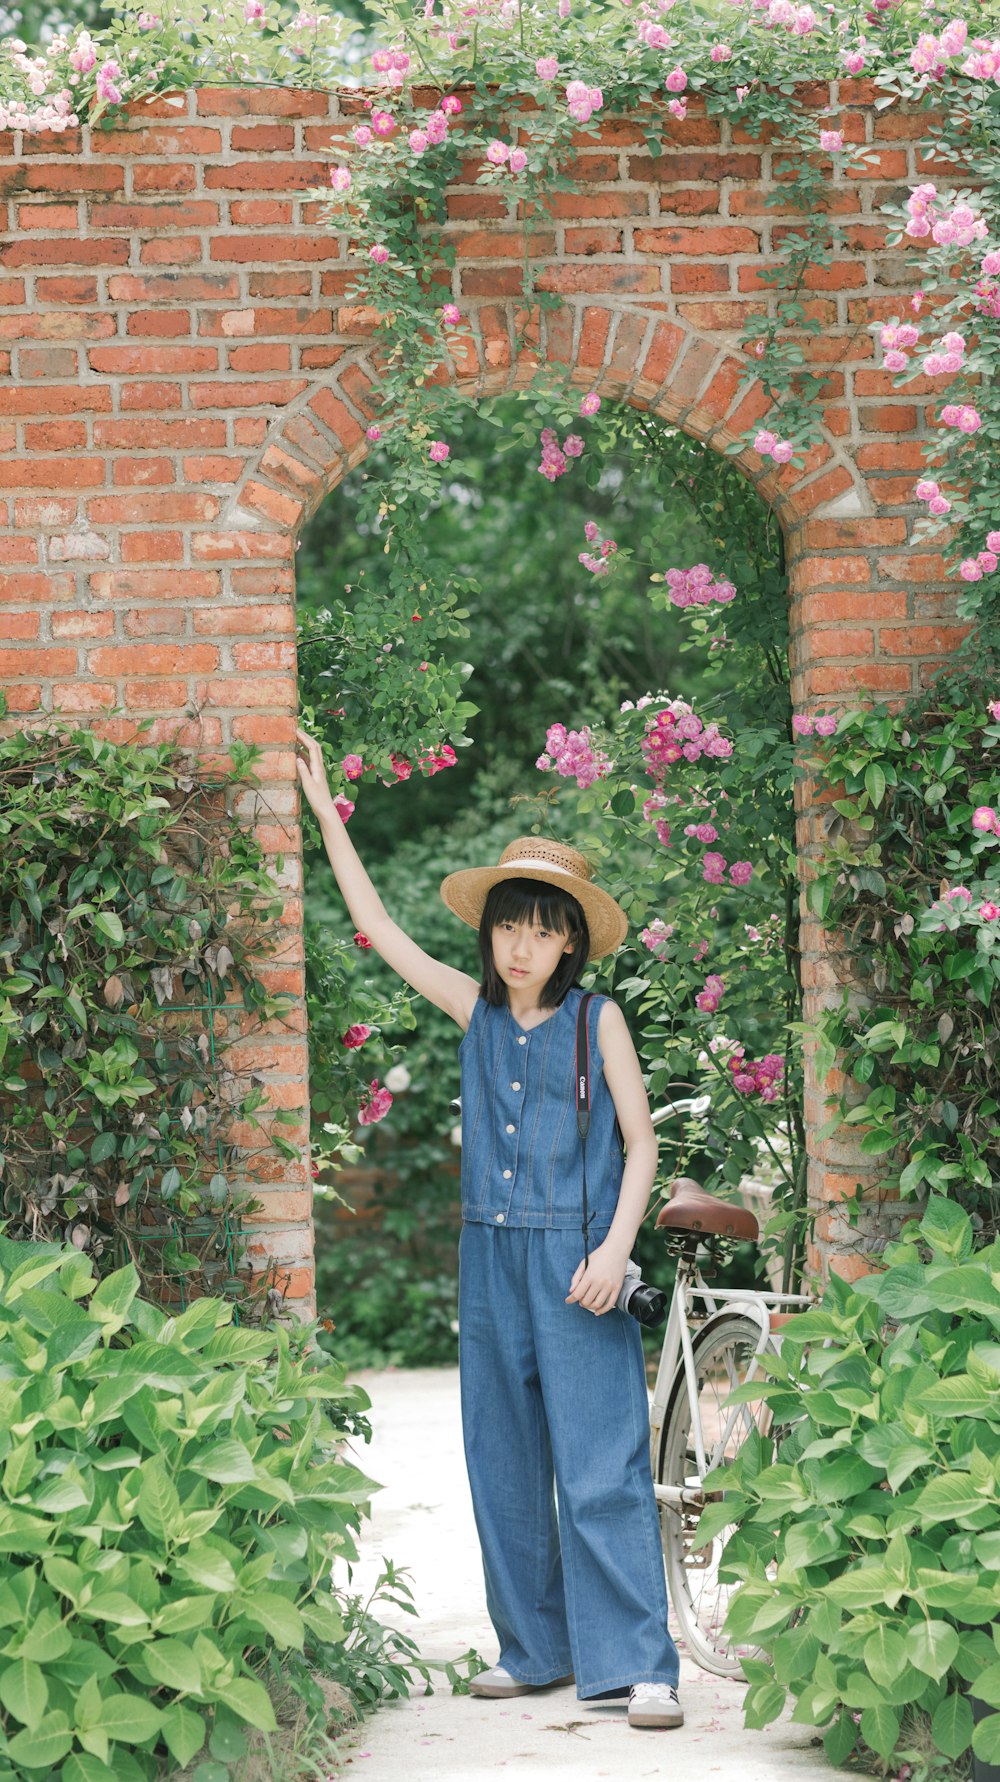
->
xmin=458 ymin=984 xmax=625 ymax=1235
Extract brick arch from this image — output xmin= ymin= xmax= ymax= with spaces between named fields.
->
xmin=0 ymin=83 xmax=963 ymax=1300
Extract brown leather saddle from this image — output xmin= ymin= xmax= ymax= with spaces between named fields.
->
xmin=654 ymin=1176 xmax=759 ymax=1242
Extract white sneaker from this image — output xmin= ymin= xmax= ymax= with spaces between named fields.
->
xmin=470 ymin=1665 xmax=575 ymax=1699
xmin=628 ymin=1683 xmax=684 ymax=1728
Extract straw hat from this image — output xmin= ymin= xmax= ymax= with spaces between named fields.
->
xmin=440 ymin=837 xmax=628 ymax=960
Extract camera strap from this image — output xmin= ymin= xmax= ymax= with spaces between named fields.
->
xmin=576 ymin=992 xmax=596 ymax=1264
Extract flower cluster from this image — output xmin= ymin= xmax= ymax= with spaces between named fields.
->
xmin=914 ymin=478 xmax=953 ymax=518
xmin=537 ymin=723 xmax=612 ymax=789
xmin=728 ymin=1048 xmax=785 ymax=1101
xmin=879 ymin=319 xmax=920 ymax=373
xmin=921 ymin=329 xmax=967 ymax=378
xmin=640 ymin=703 xmax=734 ymax=783
xmin=909 ymin=17 xmax=967 ymax=76
xmin=791 ymin=711 xmax=839 ymax=737
xmin=538 ymin=428 xmax=585 ymax=482
xmin=940 ymin=402 xmax=982 ymax=434
xmin=753 ymin=429 xmax=795 ymax=464
xmin=695 ymin=973 xmax=725 ymax=1012
xmin=579 ymin=520 xmax=617 ymax=575
xmin=565 ymin=78 xmax=603 ymax=124
xmin=702 ymin=852 xmax=754 ymax=887
xmin=958 ymin=532 xmax=1000 ymax=581
xmin=662 ymin=564 xmax=737 ymax=609
xmin=358 ymin=1078 xmax=393 ymax=1125
xmin=905 ymin=184 xmax=988 ymax=247
xmin=485 ymin=137 xmax=528 ymax=173
xmin=640 ymin=918 xmax=674 ymax=958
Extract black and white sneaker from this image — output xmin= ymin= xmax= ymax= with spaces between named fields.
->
xmin=627 ymin=1683 xmax=684 ymax=1728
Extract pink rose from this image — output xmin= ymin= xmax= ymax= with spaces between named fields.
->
xmin=342 ymin=753 xmax=364 ymax=780
xmin=819 ymin=129 xmax=843 ymax=152
xmin=342 ymin=1024 xmax=373 ymax=1049
xmin=330 ymin=166 xmax=351 ymax=192
xmin=358 ymin=1079 xmax=393 ymax=1125
xmin=535 ymin=55 xmax=559 ymax=78
xmin=814 ymin=714 xmax=838 ymax=737
xmin=729 ymin=861 xmax=754 ymax=887
xmin=972 ymin=806 xmax=997 ymax=832
xmin=792 ymin=713 xmax=814 ymax=737
xmin=429 ymin=440 xmax=450 ymax=463
xmin=333 ymin=795 xmax=355 ymax=824
xmin=353 ymin=931 xmax=372 ymax=949
xmin=979 ymin=902 xmax=1000 ymax=922
xmin=369 ymin=244 xmax=390 ymax=264
xmin=579 ymin=392 xmax=601 ymax=416
xmin=365 ymin=425 xmax=381 ymax=441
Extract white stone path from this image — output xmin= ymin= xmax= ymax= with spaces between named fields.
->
xmin=332 ymin=1367 xmax=830 ymax=1782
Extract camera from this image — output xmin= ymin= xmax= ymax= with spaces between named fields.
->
xmin=616 ymin=1258 xmax=667 ymax=1328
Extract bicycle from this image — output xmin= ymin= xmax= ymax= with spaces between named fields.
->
xmin=644 ymin=1134 xmax=811 ymax=1679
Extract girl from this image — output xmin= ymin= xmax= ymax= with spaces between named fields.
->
xmin=296 ymin=729 xmax=682 ymax=1730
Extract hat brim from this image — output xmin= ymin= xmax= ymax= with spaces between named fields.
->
xmin=439 ymin=862 xmax=628 ymax=961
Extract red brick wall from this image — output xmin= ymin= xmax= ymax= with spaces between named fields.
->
xmin=0 ymin=82 xmax=956 ymax=1294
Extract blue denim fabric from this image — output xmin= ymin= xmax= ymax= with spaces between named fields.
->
xmin=458 ymin=1222 xmax=680 ymax=1700
xmin=459 ymin=986 xmax=624 ymax=1233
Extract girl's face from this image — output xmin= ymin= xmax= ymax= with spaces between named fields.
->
xmin=491 ymin=915 xmax=575 ymax=997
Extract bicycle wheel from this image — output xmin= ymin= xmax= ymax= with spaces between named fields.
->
xmin=656 ymin=1313 xmax=772 ymax=1677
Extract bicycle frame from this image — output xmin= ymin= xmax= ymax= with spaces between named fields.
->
xmin=649 ymin=1239 xmax=811 ymax=1513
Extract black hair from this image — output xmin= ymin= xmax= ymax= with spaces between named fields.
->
xmin=478 ymin=878 xmax=590 ymax=1009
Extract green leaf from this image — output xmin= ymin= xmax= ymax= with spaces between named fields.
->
xmin=931 ymin=1690 xmax=974 ymax=1759
xmin=907 ymin=1619 xmax=960 ymax=1679
xmin=160 ymin=1702 xmax=206 ymax=1766
xmin=208 ymin=1711 xmax=247 ymax=1762
xmin=0 ymin=1657 xmax=48 ymax=1729
xmin=974 ymin=1712 xmax=1000 ymax=1766
xmin=94 ymin=911 xmax=125 ymax=946
xmin=864 ymin=1624 xmax=908 ymax=1688
xmin=823 ymin=1710 xmax=857 ymax=1765
xmin=743 ymin=1678 xmax=786 ymax=1729
xmin=188 ymin=1439 xmax=257 ymax=1485
xmin=81 ymin=1593 xmax=150 ymax=1629
xmin=100 ymin=1692 xmax=162 ymax=1743
xmin=7 ymin=1710 xmax=74 ymax=1769
xmin=223 ymin=1675 xmax=278 ymax=1732
xmin=135 ymin=1467 xmax=181 ymax=1540
xmin=864 ymin=763 xmax=886 ymax=808
xmin=860 ymin=1703 xmax=900 ymax=1760
xmin=143 ymin=1638 xmax=202 ymax=1694
xmin=237 ymin=1592 xmax=304 ymax=1650
xmin=915 ymin=1473 xmax=994 ymax=1526
xmin=63 ymin=1756 xmax=118 ymax=1782
xmin=192 ymin=1764 xmax=230 ymax=1782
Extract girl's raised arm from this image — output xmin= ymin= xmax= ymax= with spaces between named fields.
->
xmin=295 ymin=729 xmax=479 ymax=1031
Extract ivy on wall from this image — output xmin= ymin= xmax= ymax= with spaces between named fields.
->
xmin=0 ymin=723 xmax=295 ymax=1311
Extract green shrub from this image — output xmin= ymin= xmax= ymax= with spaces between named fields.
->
xmin=0 ymin=1234 xmax=375 ymax=1782
xmin=715 ymin=1198 xmax=1000 ymax=1778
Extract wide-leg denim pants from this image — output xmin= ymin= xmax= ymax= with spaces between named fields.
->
xmin=458 ymin=1222 xmax=680 ymax=1700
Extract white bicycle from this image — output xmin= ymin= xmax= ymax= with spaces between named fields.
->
xmin=646 ymin=1099 xmax=810 ymax=1677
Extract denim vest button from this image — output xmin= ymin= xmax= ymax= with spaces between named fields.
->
xmin=495 ymin=1212 xmax=505 ymax=1223
xmin=502 ymin=1169 xmax=512 ymax=1179
xmin=506 ymin=1123 xmax=515 ymax=1133
xmin=511 ymin=1081 xmax=521 ymax=1091
xmin=517 ymin=1035 xmax=527 ymax=1044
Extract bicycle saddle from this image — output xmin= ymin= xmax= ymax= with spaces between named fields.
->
xmin=654 ymin=1176 xmax=759 ymax=1242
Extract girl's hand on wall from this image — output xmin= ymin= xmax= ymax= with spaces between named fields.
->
xmin=566 ymin=1239 xmax=630 ymax=1316
xmin=295 ymin=727 xmax=340 ymax=822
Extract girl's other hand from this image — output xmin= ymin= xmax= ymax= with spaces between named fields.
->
xmin=295 ymin=727 xmax=339 ymax=821
xmin=566 ymin=1239 xmax=629 ymax=1316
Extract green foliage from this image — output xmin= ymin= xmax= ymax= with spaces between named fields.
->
xmin=715 ymin=1200 xmax=1000 ymax=1778
xmin=0 ymin=1233 xmax=376 ymax=1782
xmin=804 ymin=682 xmax=1000 ymax=1241
xmin=0 ymin=726 xmax=287 ymax=1308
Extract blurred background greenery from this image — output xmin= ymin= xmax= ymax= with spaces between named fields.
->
xmin=300 ymin=401 xmax=788 ymax=1367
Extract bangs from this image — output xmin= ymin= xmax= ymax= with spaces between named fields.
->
xmin=486 ymin=877 xmax=583 ymax=937
xmin=478 ymin=877 xmax=591 ymax=1009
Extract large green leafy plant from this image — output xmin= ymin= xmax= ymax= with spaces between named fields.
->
xmin=0 ymin=1234 xmax=374 ymax=1782
xmin=0 ymin=727 xmax=291 ymax=1306
xmin=715 ymin=1198 xmax=1000 ymax=1778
